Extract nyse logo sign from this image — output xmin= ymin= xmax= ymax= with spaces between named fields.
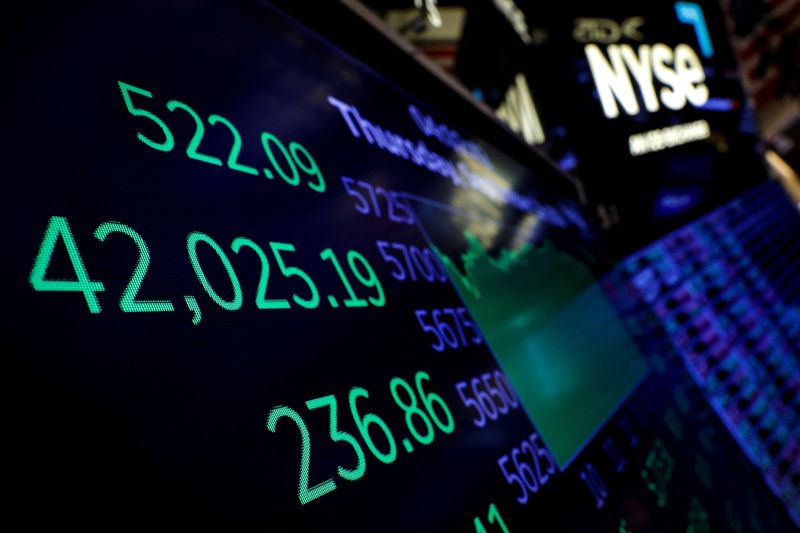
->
xmin=586 ymin=43 xmax=708 ymax=118
xmin=581 ymin=3 xmax=713 ymax=119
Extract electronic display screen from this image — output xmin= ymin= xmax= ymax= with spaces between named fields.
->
xmin=608 ymin=182 xmax=800 ymax=528
xmin=3 ymin=1 xmax=796 ymax=530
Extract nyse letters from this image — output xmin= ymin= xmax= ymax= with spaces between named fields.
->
xmin=585 ymin=43 xmax=709 ymax=118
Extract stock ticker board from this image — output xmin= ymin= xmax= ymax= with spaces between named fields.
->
xmin=2 ymin=0 xmax=796 ymax=531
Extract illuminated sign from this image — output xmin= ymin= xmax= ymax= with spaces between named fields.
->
xmin=628 ymin=119 xmax=710 ymax=156
xmin=585 ymin=43 xmax=709 ymax=118
xmin=495 ymin=73 xmax=546 ymax=145
xmin=583 ymin=3 xmax=715 ymax=119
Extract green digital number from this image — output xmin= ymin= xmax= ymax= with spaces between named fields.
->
xmin=306 ymin=395 xmax=366 ymax=481
xmin=415 ymin=371 xmax=455 ymax=433
xmin=488 ymin=503 xmax=510 ymax=532
xmin=166 ymin=100 xmax=222 ymax=166
xmin=389 ymin=372 xmax=455 ymax=445
xmin=29 ymin=216 xmax=105 ymax=313
xmin=267 ymin=406 xmax=336 ymax=505
xmin=230 ymin=237 xmax=290 ymax=309
xmin=208 ymin=114 xmax=259 ymax=175
xmin=261 ymin=132 xmax=300 ymax=185
xmin=390 ymin=377 xmax=435 ymax=445
xmin=269 ymin=242 xmax=320 ymax=309
xmin=94 ymin=221 xmax=174 ymax=313
xmin=474 ymin=502 xmax=510 ymax=533
xmin=348 ymin=387 xmax=397 ymax=464
xmin=319 ymin=248 xmax=367 ymax=308
xmin=347 ymin=251 xmax=385 ymax=307
xmin=186 ymin=231 xmax=243 ymax=311
xmin=117 ymin=81 xmax=175 ymax=152
xmin=289 ymin=141 xmax=326 ymax=193
xmin=474 ymin=518 xmax=489 ymax=533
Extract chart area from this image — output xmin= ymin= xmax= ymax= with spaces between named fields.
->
xmin=415 ymin=204 xmax=648 ymax=467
